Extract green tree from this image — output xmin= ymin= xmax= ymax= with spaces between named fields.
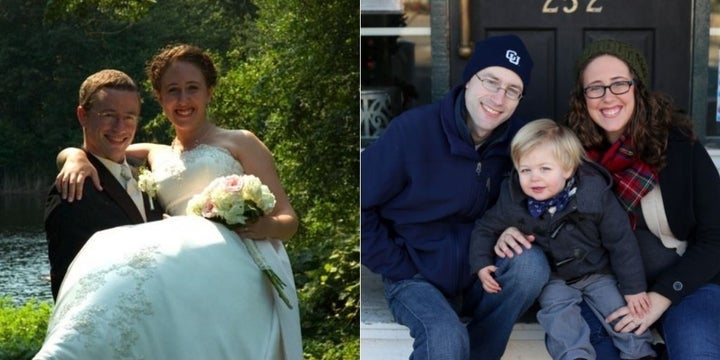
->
xmin=0 ymin=0 xmax=254 ymax=188
xmin=210 ymin=1 xmax=359 ymax=357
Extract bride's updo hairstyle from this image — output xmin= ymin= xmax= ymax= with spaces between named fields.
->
xmin=146 ymin=44 xmax=218 ymax=97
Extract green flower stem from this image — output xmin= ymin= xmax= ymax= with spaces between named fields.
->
xmin=241 ymin=238 xmax=293 ymax=309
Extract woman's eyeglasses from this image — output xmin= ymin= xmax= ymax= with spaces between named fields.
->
xmin=583 ymin=80 xmax=635 ymax=99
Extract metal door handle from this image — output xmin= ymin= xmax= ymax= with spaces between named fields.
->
xmin=458 ymin=0 xmax=472 ymax=58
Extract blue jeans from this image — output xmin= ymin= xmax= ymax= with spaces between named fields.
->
xmin=585 ymin=283 xmax=720 ymax=360
xmin=384 ymin=246 xmax=550 ymax=360
xmin=662 ymin=284 xmax=720 ymax=359
xmin=581 ymin=300 xmax=620 ymax=360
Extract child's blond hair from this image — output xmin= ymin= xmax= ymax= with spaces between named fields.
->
xmin=511 ymin=118 xmax=586 ymax=172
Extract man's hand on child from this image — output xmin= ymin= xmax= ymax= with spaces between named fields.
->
xmin=494 ymin=227 xmax=535 ymax=258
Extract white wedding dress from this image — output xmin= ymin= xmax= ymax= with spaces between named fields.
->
xmin=34 ymin=145 xmax=302 ymax=360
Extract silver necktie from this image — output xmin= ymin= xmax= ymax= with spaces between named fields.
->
xmin=120 ymin=164 xmax=146 ymax=221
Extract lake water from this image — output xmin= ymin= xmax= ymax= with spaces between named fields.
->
xmin=0 ymin=192 xmax=53 ymax=304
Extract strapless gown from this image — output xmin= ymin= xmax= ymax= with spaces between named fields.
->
xmin=34 ymin=145 xmax=302 ymax=360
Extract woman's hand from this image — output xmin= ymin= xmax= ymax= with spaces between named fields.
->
xmin=234 ymin=215 xmax=284 ymax=240
xmin=494 ymin=226 xmax=535 ymax=258
xmin=478 ymin=265 xmax=501 ymax=293
xmin=55 ymin=148 xmax=101 ymax=201
xmin=607 ymin=291 xmax=671 ymax=335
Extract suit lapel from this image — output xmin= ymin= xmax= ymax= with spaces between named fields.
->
xmin=87 ymin=151 xmax=145 ymax=224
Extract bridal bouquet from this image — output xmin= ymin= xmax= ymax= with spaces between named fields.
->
xmin=186 ymin=174 xmax=292 ymax=308
xmin=187 ymin=174 xmax=276 ymax=226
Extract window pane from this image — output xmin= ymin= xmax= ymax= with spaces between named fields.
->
xmin=360 ymin=0 xmax=431 ymax=147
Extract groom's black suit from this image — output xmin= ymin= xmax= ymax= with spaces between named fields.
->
xmin=45 ymin=150 xmax=164 ymax=299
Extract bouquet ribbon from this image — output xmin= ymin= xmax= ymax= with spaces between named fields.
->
xmin=240 ymin=237 xmax=293 ymax=309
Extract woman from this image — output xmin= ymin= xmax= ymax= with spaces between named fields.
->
xmin=35 ymin=44 xmax=302 ymax=359
xmin=495 ymin=39 xmax=720 ymax=359
xmin=566 ymin=39 xmax=720 ymax=359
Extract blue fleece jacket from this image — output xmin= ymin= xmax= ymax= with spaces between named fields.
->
xmin=361 ymin=85 xmax=529 ymax=297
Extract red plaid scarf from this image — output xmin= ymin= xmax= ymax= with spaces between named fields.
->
xmin=586 ymin=135 xmax=658 ymax=228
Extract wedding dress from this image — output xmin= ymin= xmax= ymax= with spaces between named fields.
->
xmin=34 ymin=144 xmax=302 ymax=360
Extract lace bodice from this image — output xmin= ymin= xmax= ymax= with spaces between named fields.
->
xmin=151 ymin=144 xmax=244 ymax=216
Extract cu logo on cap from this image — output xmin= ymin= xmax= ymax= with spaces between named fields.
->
xmin=506 ymin=50 xmax=520 ymax=65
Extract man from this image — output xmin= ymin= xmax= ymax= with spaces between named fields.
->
xmin=45 ymin=69 xmax=164 ymax=299
xmin=361 ymin=35 xmax=550 ymax=359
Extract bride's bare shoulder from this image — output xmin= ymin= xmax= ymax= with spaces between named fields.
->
xmin=217 ymin=128 xmax=265 ymax=149
xmin=218 ymin=128 xmax=256 ymax=140
xmin=214 ymin=128 xmax=271 ymax=165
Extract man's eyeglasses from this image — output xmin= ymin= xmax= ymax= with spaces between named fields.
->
xmin=92 ymin=111 xmax=139 ymax=125
xmin=583 ymin=80 xmax=635 ymax=99
xmin=475 ymin=74 xmax=523 ymax=101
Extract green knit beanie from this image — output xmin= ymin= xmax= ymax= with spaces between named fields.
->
xmin=575 ymin=39 xmax=649 ymax=86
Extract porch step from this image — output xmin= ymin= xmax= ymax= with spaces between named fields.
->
xmin=360 ymin=266 xmax=551 ymax=359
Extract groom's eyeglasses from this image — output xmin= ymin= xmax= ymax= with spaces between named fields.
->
xmin=91 ymin=111 xmax=139 ymax=125
xmin=475 ymin=74 xmax=523 ymax=100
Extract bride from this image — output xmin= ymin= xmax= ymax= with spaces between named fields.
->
xmin=34 ymin=44 xmax=302 ymax=359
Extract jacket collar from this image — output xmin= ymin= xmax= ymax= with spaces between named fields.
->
xmin=86 ymin=150 xmax=146 ymax=223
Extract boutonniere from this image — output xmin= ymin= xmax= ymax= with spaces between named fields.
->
xmin=137 ymin=166 xmax=158 ymax=210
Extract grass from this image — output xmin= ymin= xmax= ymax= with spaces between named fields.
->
xmin=0 ymin=297 xmax=52 ymax=360
xmin=0 ymin=297 xmax=358 ymax=359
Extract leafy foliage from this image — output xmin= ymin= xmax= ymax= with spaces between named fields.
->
xmin=303 ymin=337 xmax=360 ymax=360
xmin=0 ymin=0 xmax=254 ymax=184
xmin=44 ymin=0 xmax=157 ymax=22
xmin=210 ymin=1 xmax=360 ymax=356
xmin=0 ymin=298 xmax=52 ymax=359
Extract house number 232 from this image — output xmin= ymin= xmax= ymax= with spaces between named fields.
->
xmin=542 ymin=0 xmax=603 ymax=13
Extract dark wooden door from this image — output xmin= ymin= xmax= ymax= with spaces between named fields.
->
xmin=448 ymin=0 xmax=693 ymax=121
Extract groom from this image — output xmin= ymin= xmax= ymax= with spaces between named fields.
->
xmin=44 ymin=69 xmax=164 ymax=299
